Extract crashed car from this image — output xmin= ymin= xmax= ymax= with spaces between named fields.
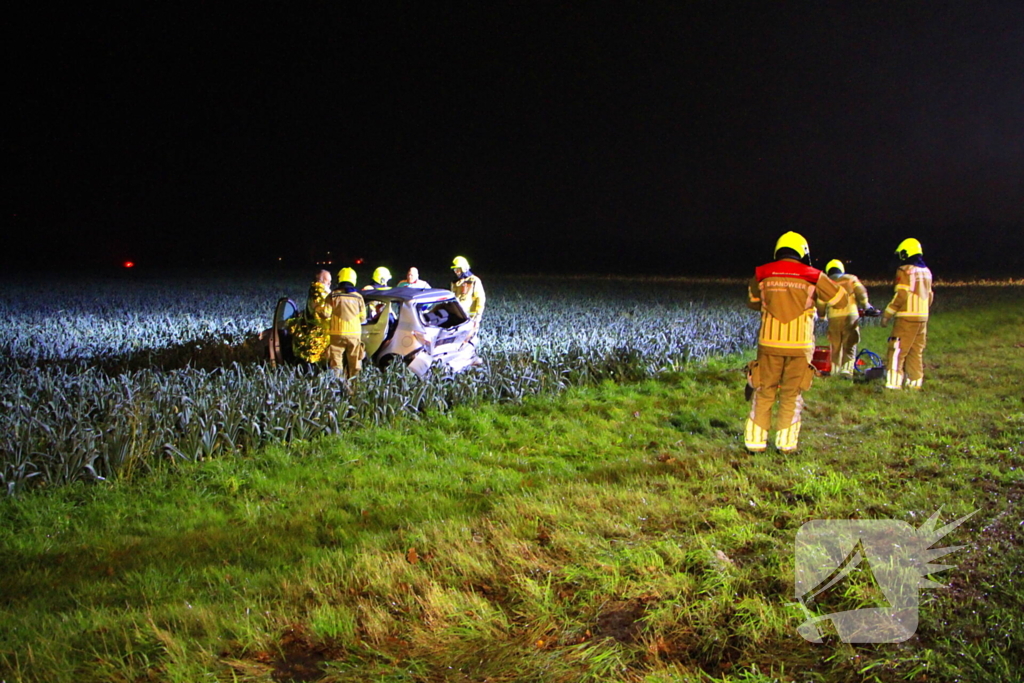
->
xmin=361 ymin=287 xmax=481 ymax=377
xmin=263 ymin=287 xmax=480 ymax=376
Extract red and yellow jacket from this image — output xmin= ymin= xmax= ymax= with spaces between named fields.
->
xmin=883 ymin=264 xmax=933 ymax=323
xmin=748 ymin=259 xmax=848 ymax=356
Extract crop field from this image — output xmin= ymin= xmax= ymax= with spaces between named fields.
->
xmin=0 ymin=272 xmax=764 ymax=493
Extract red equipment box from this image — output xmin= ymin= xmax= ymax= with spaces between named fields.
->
xmin=812 ymin=346 xmax=832 ymax=375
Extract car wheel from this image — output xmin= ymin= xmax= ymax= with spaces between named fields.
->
xmin=378 ymin=354 xmax=403 ymax=370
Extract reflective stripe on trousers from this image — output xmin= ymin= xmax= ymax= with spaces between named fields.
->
xmin=887 ymin=319 xmax=927 ymax=389
xmin=745 ymin=419 xmax=768 ymax=451
xmin=886 ymin=337 xmax=903 ymax=389
xmin=776 ymin=422 xmax=801 ymax=452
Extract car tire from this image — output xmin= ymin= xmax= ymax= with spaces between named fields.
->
xmin=378 ymin=354 xmax=403 ymax=371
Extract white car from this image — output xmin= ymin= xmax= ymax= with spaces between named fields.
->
xmin=263 ymin=287 xmax=481 ymax=376
xmin=361 ymin=287 xmax=480 ymax=376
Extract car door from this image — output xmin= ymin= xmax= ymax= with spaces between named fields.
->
xmin=361 ymin=299 xmax=393 ymax=357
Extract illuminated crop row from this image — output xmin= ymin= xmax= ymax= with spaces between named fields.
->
xmin=0 ymin=273 xmax=758 ymax=494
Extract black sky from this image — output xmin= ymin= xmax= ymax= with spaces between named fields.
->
xmin=8 ymin=3 xmax=1024 ymax=276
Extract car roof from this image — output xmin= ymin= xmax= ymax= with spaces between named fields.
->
xmin=361 ymin=287 xmax=456 ymax=304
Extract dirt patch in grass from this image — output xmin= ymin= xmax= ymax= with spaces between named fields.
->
xmin=594 ymin=597 xmax=649 ymax=643
xmin=254 ymin=626 xmax=343 ymax=683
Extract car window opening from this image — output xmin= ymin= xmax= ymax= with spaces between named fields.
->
xmin=278 ymin=299 xmax=299 ymax=323
xmin=418 ymin=301 xmax=467 ymax=329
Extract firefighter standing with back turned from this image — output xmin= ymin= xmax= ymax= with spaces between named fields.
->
xmin=817 ymin=259 xmax=877 ymax=377
xmin=880 ymin=238 xmax=934 ymax=390
xmin=745 ymin=232 xmax=848 ymax=453
xmin=327 ymin=267 xmax=366 ymax=383
xmin=362 ymin=267 xmax=392 ymax=291
xmin=362 ymin=266 xmax=394 ymax=324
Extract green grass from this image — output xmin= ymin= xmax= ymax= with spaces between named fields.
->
xmin=1 ymin=289 xmax=1022 ymax=682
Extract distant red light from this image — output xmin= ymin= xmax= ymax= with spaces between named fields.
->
xmin=355 ymin=258 xmax=364 ymax=265
xmin=123 ymin=261 xmax=135 ymax=269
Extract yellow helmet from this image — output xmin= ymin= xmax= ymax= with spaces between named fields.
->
xmin=825 ymin=259 xmax=844 ymax=276
xmin=774 ymin=231 xmax=810 ymax=260
xmin=895 ymin=238 xmax=923 ymax=260
xmin=451 ymin=255 xmax=470 ymax=270
xmin=372 ymin=266 xmax=391 ymax=285
xmin=337 ymin=267 xmax=357 ymax=286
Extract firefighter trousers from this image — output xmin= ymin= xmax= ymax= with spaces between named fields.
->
xmin=745 ymin=351 xmax=815 ymax=451
xmin=886 ymin=319 xmax=927 ymax=389
xmin=328 ymin=335 xmax=365 ymax=380
xmin=827 ymin=315 xmax=860 ymax=375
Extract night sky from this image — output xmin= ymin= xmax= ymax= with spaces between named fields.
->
xmin=8 ymin=3 xmax=1024 ymax=276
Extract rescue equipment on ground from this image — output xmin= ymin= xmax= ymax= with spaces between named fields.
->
xmin=811 ymin=345 xmax=832 ymax=375
xmin=854 ymin=349 xmax=886 ymax=381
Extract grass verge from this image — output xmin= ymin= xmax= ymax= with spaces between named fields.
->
xmin=1 ymin=291 xmax=1022 ymax=683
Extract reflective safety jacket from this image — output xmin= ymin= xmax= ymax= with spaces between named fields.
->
xmin=883 ymin=264 xmax=933 ymax=322
xmin=747 ymin=259 xmax=848 ymax=356
xmin=818 ymin=274 xmax=870 ymax=319
xmin=451 ymin=272 xmax=485 ymax=322
xmin=326 ymin=288 xmax=366 ymax=336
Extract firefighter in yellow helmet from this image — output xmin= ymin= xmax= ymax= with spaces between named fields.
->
xmin=326 ymin=267 xmax=366 ymax=381
xmin=363 ymin=266 xmax=392 ymax=291
xmin=880 ymin=238 xmax=934 ymax=390
xmin=744 ymin=232 xmax=849 ymax=453
xmin=450 ymin=256 xmax=485 ymax=326
xmin=362 ymin=266 xmax=394 ymax=323
xmin=817 ymin=259 xmax=877 ymax=377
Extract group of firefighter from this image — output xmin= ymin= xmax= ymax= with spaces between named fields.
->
xmin=287 ymin=256 xmax=486 ymax=381
xmin=745 ymin=232 xmax=934 ymax=454
xmin=287 ymin=235 xmax=934 ymax=454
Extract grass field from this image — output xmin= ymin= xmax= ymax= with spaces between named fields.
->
xmin=1 ymin=282 xmax=1022 ymax=682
